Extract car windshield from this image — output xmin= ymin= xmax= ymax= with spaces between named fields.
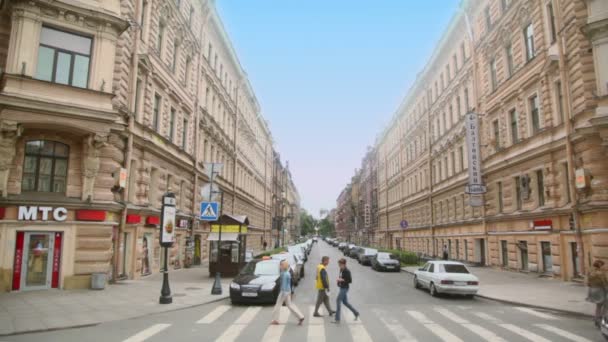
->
xmin=377 ymin=253 xmax=396 ymax=260
xmin=240 ymin=261 xmax=279 ymax=276
xmin=443 ymin=264 xmax=469 ymax=273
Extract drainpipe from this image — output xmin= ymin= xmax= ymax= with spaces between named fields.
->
xmin=114 ymin=0 xmax=141 ymax=282
xmin=554 ymin=0 xmax=585 ymax=276
xmin=427 ymin=113 xmax=435 ymax=258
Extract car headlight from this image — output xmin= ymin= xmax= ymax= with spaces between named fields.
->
xmin=261 ymin=282 xmax=276 ymax=291
xmin=230 ymin=282 xmax=240 ymax=290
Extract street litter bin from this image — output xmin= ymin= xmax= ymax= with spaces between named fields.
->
xmin=91 ymin=272 xmax=107 ymax=290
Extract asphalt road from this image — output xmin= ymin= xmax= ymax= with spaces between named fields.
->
xmin=4 ymin=241 xmax=602 ymax=342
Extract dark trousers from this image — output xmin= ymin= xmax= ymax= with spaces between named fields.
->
xmin=314 ymin=289 xmax=332 ymax=314
xmin=335 ymin=287 xmax=358 ymax=321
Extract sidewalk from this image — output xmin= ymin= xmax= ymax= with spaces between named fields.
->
xmin=402 ymin=265 xmax=594 ymax=317
xmin=0 ymin=266 xmax=230 ymax=336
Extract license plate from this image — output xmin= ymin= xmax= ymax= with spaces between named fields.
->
xmin=386 ymin=266 xmax=394 ymax=269
xmin=242 ymin=292 xmax=258 ymax=297
xmin=455 ymin=281 xmax=467 ymax=286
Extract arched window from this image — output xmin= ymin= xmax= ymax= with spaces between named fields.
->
xmin=22 ymin=140 xmax=69 ymax=193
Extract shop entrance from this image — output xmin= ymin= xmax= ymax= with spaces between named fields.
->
xmin=541 ymin=241 xmax=553 ymax=273
xmin=13 ymin=232 xmax=62 ymax=291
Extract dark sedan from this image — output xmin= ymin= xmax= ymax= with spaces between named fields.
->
xmin=229 ymin=258 xmax=281 ymax=304
xmin=371 ymin=252 xmax=401 ymax=272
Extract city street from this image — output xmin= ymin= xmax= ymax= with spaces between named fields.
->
xmin=3 ymin=242 xmax=600 ymax=342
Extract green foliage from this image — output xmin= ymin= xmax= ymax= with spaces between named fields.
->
xmin=317 ymin=216 xmax=335 ymax=237
xmin=374 ymin=247 xmax=420 ymax=265
xmin=299 ymin=209 xmax=317 ymax=236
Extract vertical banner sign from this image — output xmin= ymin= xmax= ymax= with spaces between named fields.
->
xmin=52 ymin=232 xmax=62 ymax=288
xmin=12 ymin=231 xmax=24 ymax=291
xmin=160 ymin=193 xmax=176 ymax=247
xmin=465 ymin=113 xmax=486 ymax=195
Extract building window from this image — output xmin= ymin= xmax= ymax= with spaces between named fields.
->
xmin=169 ymin=108 xmax=176 ymax=141
xmin=493 ymin=119 xmax=500 ymax=149
xmin=157 ymin=23 xmax=165 ymax=52
xmin=530 ymin=95 xmax=540 ymax=134
xmin=185 ymin=57 xmax=191 ymax=85
xmin=442 ymin=112 xmax=447 ymax=134
xmin=515 ymin=176 xmax=523 ymax=210
xmin=485 ymin=6 xmax=492 ymax=31
xmin=501 ymin=0 xmax=510 ymax=12
xmin=505 ymin=43 xmax=514 ymax=77
xmin=510 ymin=109 xmax=519 ymax=143
xmin=134 ymin=79 xmax=142 ymax=118
xmin=456 ymin=96 xmax=461 ymax=117
xmin=459 ymin=146 xmax=464 ymax=171
xmin=207 ymin=43 xmax=212 ymax=61
xmin=444 ymin=157 xmax=449 ymax=178
xmin=189 ymin=5 xmax=194 ymax=27
xmin=555 ymin=80 xmax=565 ymax=124
xmin=537 ymin=170 xmax=545 ymax=206
xmin=547 ymin=2 xmax=557 ymax=44
xmin=153 ymin=94 xmax=161 ymax=131
xmin=497 ymin=181 xmax=504 ymax=213
xmin=451 ymin=151 xmax=456 ymax=175
xmin=464 ymin=88 xmax=470 ymax=112
xmin=453 ymin=54 xmax=458 ymax=71
xmin=524 ymin=23 xmax=535 ymax=61
xmin=140 ymin=0 xmax=147 ymax=39
xmin=449 ymin=105 xmax=455 ymax=125
xmin=490 ymin=58 xmax=498 ymax=91
xmin=35 ymin=27 xmax=92 ymax=88
xmin=172 ymin=41 xmax=179 ymax=72
xmin=182 ymin=118 xmax=188 ymax=150
xmin=22 ymin=140 xmax=69 ymax=193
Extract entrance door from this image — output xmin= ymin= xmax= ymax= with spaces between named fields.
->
xmin=21 ymin=232 xmax=55 ymax=290
xmin=541 ymin=242 xmax=553 ymax=273
xmin=519 ymin=241 xmax=529 ymax=271
xmin=501 ymin=240 xmax=508 ymax=267
xmin=479 ymin=239 xmax=486 ymax=265
xmin=571 ymin=242 xmax=580 ymax=278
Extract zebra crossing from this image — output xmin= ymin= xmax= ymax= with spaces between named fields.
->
xmin=118 ymin=303 xmax=598 ymax=342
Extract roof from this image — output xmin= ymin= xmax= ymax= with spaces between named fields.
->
xmin=428 ymin=260 xmax=468 ymax=265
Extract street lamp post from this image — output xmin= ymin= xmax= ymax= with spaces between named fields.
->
xmin=159 ymin=191 xmax=176 ymax=304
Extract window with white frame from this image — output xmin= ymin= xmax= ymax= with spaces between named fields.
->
xmin=22 ymin=140 xmax=69 ymax=193
xmin=35 ymin=26 xmax=92 ymax=88
xmin=524 ymin=23 xmax=535 ymax=61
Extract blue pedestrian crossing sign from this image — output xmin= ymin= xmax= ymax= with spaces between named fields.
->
xmin=200 ymin=202 xmax=219 ymax=221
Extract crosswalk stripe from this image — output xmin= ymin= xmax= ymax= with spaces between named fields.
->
xmin=307 ymin=306 xmax=325 ymax=341
xmin=196 ymin=305 xmax=231 ymax=324
xmin=499 ymin=323 xmax=552 ymax=342
xmin=262 ymin=307 xmax=290 ymax=342
xmin=373 ymin=309 xmax=417 ymax=341
xmin=515 ymin=307 xmax=558 ymax=320
xmin=122 ymin=324 xmax=171 ymax=342
xmin=534 ymin=324 xmax=593 ymax=342
xmin=407 ymin=310 xmax=463 ymax=342
xmin=474 ymin=312 xmax=503 ymax=324
xmin=348 ymin=324 xmax=373 ymax=342
xmin=434 ymin=308 xmax=506 ymax=342
xmin=214 ymin=306 xmax=262 ymax=342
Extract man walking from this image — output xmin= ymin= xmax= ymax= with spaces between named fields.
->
xmin=332 ymin=258 xmax=359 ymax=324
xmin=314 ymin=256 xmax=335 ymax=317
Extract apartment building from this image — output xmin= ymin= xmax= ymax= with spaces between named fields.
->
xmin=0 ymin=0 xmax=297 ymax=292
xmin=371 ymin=0 xmax=608 ymax=281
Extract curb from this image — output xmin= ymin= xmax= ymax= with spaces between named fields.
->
xmin=0 ymin=295 xmax=230 ymax=337
xmin=400 ymin=267 xmax=593 ymax=319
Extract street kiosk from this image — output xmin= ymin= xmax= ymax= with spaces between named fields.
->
xmin=208 ymin=214 xmax=249 ymax=277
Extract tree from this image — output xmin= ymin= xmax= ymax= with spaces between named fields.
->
xmin=318 ymin=216 xmax=335 ymax=237
xmin=299 ymin=209 xmax=317 ymax=237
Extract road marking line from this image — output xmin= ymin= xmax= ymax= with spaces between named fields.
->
xmin=262 ymin=307 xmax=290 ymax=342
xmin=435 ymin=308 xmax=506 ymax=342
xmin=308 ymin=305 xmax=324 ymax=325
xmin=307 ymin=324 xmax=325 ymax=341
xmin=348 ymin=324 xmax=373 ymax=342
xmin=407 ymin=310 xmax=463 ymax=342
xmin=373 ymin=309 xmax=417 ymax=341
xmin=534 ymin=324 xmax=593 ymax=342
xmin=196 ymin=305 xmax=231 ymax=324
xmin=499 ymin=324 xmax=552 ymax=342
xmin=474 ymin=312 xmax=503 ymax=324
xmin=214 ymin=306 xmax=262 ymax=342
xmin=515 ymin=307 xmax=558 ymax=320
xmin=122 ymin=324 xmax=171 ymax=342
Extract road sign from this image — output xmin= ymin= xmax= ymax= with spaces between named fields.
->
xmin=400 ymin=220 xmax=409 ymax=229
xmin=200 ymin=202 xmax=219 ymax=221
xmin=203 ymin=163 xmax=223 ymax=179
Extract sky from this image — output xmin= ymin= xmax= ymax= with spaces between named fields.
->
xmin=216 ymin=0 xmax=460 ymax=218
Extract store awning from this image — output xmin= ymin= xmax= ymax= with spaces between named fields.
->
xmin=207 ymin=232 xmax=239 ymax=241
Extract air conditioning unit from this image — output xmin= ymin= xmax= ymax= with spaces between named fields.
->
xmin=548 ymin=45 xmax=559 ymax=62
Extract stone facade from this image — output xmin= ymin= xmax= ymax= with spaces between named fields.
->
xmin=347 ymin=0 xmax=608 ymax=282
xmin=0 ymin=0 xmax=298 ymax=291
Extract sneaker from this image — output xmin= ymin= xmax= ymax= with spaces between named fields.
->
xmin=354 ymin=313 xmax=359 ymax=321
xmin=329 ymin=311 xmax=336 ymax=316
xmin=313 ymin=313 xmax=323 ymax=317
xmin=331 ymin=319 xmax=340 ymax=324
xmin=298 ymin=318 xmax=305 ymax=326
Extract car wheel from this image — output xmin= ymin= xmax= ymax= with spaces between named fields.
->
xmin=413 ymin=276 xmax=421 ymax=289
xmin=301 ymin=269 xmax=305 ymax=278
xmin=464 ymin=294 xmax=474 ymax=299
xmin=430 ymin=283 xmax=438 ymax=297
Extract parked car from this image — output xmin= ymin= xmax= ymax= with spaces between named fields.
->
xmin=288 ymin=245 xmax=307 ymax=267
xmin=338 ymin=242 xmax=348 ymax=251
xmin=371 ymin=252 xmax=400 ymax=272
xmin=349 ymin=246 xmax=363 ymax=259
xmin=271 ymin=252 xmax=303 ymax=286
xmin=345 ymin=244 xmax=358 ymax=257
xmin=413 ymin=261 xmax=479 ymax=298
xmin=230 ymin=258 xmax=281 ymax=304
xmin=357 ymin=248 xmax=378 ymax=265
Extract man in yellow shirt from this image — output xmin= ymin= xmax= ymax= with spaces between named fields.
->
xmin=314 ymin=256 xmax=335 ymax=317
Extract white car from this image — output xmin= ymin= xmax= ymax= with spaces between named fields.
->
xmin=413 ymin=261 xmax=479 ymax=298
